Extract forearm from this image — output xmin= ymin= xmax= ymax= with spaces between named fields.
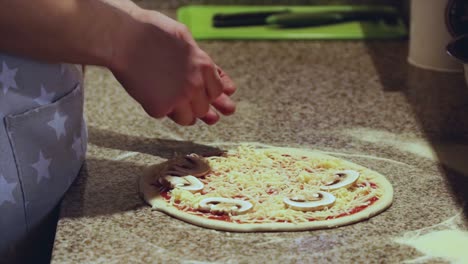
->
xmin=0 ymin=0 xmax=138 ymax=67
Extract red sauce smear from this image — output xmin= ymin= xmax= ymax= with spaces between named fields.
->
xmin=207 ymin=214 xmax=231 ymax=221
xmin=356 ymin=182 xmax=378 ymax=189
xmin=160 ymin=192 xmax=233 ymax=222
xmin=266 ymin=189 xmax=277 ymax=195
xmin=326 ymin=196 xmax=379 ymax=220
xmin=160 ymin=191 xmax=171 ymax=200
xmin=160 ymin=182 xmax=380 ymax=223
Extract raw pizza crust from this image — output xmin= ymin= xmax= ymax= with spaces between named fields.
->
xmin=139 ymin=146 xmax=393 ymax=232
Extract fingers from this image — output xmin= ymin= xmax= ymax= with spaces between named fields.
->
xmin=199 ymin=107 xmax=220 ymax=125
xmin=198 ymin=66 xmax=236 ymax=125
xmin=198 ymin=93 xmax=236 ymax=125
xmin=217 ymin=67 xmax=236 ymax=96
xmin=201 ymin=61 xmax=237 ymax=102
xmin=190 ymin=78 xmax=211 ymax=118
xmin=168 ymin=82 xmax=211 ymax=126
xmin=167 ymin=102 xmax=195 ymax=126
xmin=170 ymin=92 xmax=235 ymax=126
xmin=203 ymin=63 xmax=223 ymax=101
xmin=211 ymin=93 xmax=236 ymax=116
xmin=168 ymin=63 xmax=236 ymax=126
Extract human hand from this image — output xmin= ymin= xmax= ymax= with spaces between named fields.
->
xmin=109 ymin=7 xmax=236 ymax=125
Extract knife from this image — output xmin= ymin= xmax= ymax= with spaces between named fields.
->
xmin=213 ymin=10 xmax=291 ymax=27
xmin=213 ymin=9 xmax=399 ymax=28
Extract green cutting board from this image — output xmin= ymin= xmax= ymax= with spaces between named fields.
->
xmin=177 ymin=5 xmax=407 ymax=40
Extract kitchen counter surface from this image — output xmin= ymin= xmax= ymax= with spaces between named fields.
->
xmin=51 ymin=8 xmax=468 ymax=264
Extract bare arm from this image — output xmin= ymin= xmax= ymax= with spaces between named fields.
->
xmin=0 ymin=0 xmax=133 ymax=66
xmin=0 ymin=0 xmax=236 ymax=126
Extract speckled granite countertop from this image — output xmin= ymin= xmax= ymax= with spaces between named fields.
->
xmin=51 ymin=7 xmax=468 ymax=264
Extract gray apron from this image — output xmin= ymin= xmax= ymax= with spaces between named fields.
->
xmin=0 ymin=53 xmax=87 ymax=254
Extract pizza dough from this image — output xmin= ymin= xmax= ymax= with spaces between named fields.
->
xmin=139 ymin=146 xmax=393 ymax=232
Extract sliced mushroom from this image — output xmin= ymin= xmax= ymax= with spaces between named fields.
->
xmin=320 ymin=170 xmax=360 ymax=191
xmin=199 ymin=197 xmax=253 ymax=215
xmin=290 ymin=192 xmax=323 ymax=202
xmin=284 ymin=191 xmax=336 ymax=211
xmin=159 ymin=175 xmax=204 ymax=192
xmin=165 ymin=154 xmax=211 ymax=177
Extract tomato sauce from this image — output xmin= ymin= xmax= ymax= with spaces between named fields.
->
xmin=191 ymin=209 xmax=232 ymax=222
xmin=356 ymin=182 xmax=378 ymax=189
xmin=160 ymin=191 xmax=171 ymax=200
xmin=161 ymin=184 xmax=380 ymax=224
xmin=326 ymin=196 xmax=379 ymax=220
xmin=207 ymin=214 xmax=231 ymax=221
xmin=160 ymin=192 xmax=233 ymax=222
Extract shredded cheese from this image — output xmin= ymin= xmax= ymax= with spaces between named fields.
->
xmin=167 ymin=145 xmax=383 ymax=223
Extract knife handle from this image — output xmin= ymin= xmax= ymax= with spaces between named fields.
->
xmin=213 ymin=10 xmax=290 ymax=27
xmin=267 ymin=10 xmax=399 ymax=27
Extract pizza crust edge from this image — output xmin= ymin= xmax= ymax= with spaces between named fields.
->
xmin=139 ymin=147 xmax=394 ymax=232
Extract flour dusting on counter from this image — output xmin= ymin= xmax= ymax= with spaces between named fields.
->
xmin=395 ymin=213 xmax=468 ymax=264
xmin=344 ymin=128 xmax=468 ymax=175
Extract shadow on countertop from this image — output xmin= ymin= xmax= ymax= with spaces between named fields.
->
xmin=87 ymin=126 xmax=225 ymax=158
xmin=59 ymin=158 xmax=146 ymax=218
xmin=364 ymin=40 xmax=468 ymax=218
xmin=59 ymin=127 xmax=225 ymax=218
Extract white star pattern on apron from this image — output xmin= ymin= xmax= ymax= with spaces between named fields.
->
xmin=48 ymin=111 xmax=68 ymax=139
xmin=34 ymin=85 xmax=56 ymax=106
xmin=0 ymin=62 xmax=18 ymax=94
xmin=0 ymin=174 xmax=17 ymax=205
xmin=0 ymin=53 xmax=86 ymax=254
